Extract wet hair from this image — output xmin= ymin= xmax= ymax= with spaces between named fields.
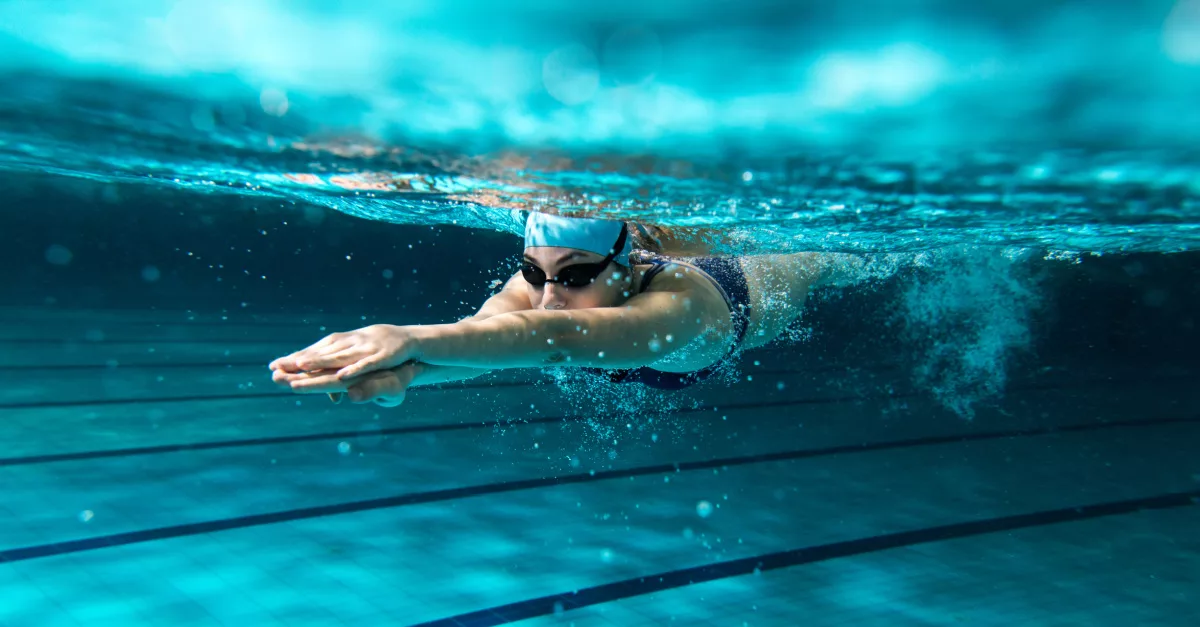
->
xmin=629 ymin=222 xmax=667 ymax=253
xmin=628 ymin=222 xmax=721 ymax=256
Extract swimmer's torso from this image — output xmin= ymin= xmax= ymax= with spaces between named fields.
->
xmin=626 ymin=257 xmax=742 ymax=374
xmin=634 ymin=251 xmax=823 ymax=370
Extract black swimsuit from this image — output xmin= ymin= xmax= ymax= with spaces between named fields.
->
xmin=587 ymin=252 xmax=752 ymax=390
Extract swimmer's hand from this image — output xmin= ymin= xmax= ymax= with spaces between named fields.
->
xmin=269 ymin=324 xmax=422 ymax=381
xmin=271 ymin=364 xmax=418 ymax=407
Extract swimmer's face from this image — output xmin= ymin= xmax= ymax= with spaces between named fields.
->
xmin=522 ymin=247 xmax=632 ymax=310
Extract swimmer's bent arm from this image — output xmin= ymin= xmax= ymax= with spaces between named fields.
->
xmin=408 ymin=288 xmax=726 ymax=371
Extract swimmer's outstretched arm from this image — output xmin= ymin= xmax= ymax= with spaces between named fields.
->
xmin=410 ymin=295 xmax=711 ymax=371
xmin=279 ymin=285 xmax=728 ymax=386
xmin=272 ymin=272 xmax=532 ymax=393
xmin=396 ymin=273 xmax=534 ymax=386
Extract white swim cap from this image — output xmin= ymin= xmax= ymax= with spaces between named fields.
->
xmin=524 ymin=212 xmax=632 ymax=266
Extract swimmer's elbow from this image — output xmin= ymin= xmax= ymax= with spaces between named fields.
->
xmin=503 ymin=311 xmax=581 ymax=366
xmin=540 ymin=314 xmax=590 ymax=365
xmin=540 ymin=315 xmax=623 ymax=368
xmin=534 ymin=311 xmax=664 ymax=369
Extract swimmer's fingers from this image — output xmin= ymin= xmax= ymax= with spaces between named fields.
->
xmin=270 ymin=343 xmax=325 ymax=372
xmin=287 ymin=371 xmax=363 ymax=393
xmin=334 ymin=354 xmax=390 ymax=380
xmin=277 ymin=325 xmax=417 ymax=377
xmin=271 ymin=367 xmax=293 ymax=387
xmin=272 ymin=367 xmax=337 ymax=388
xmin=269 ymin=333 xmax=349 ymax=371
xmin=269 ymin=355 xmax=303 ymax=373
xmin=295 ymin=347 xmax=366 ymax=373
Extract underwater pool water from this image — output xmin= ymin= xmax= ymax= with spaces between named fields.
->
xmin=1 ymin=1 xmax=1199 ymax=625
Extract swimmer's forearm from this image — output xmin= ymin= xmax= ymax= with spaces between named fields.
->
xmin=410 ymin=308 xmax=675 ymax=370
xmin=411 ymin=315 xmax=578 ymax=370
xmin=404 ymin=274 xmax=535 ymax=376
xmin=407 ymin=363 xmax=491 ymax=387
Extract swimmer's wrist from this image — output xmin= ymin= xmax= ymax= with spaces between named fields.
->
xmin=403 ymin=323 xmax=449 ymax=363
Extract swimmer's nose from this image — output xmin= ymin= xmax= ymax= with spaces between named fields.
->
xmin=540 ymin=283 xmax=568 ymax=310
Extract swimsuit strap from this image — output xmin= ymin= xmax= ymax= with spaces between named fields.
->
xmin=688 ymin=256 xmax=752 ymax=348
xmin=635 ymin=252 xmax=750 ymax=347
xmin=636 ymin=257 xmax=672 ymax=292
xmin=597 ymin=253 xmax=752 ymax=389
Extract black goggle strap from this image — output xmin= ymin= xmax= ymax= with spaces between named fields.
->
xmin=597 ymin=224 xmax=629 ymax=269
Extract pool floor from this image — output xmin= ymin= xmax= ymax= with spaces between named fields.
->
xmin=1 ymin=306 xmax=1197 ymax=626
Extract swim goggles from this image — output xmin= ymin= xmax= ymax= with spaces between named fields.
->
xmin=521 ymin=225 xmax=629 ymax=288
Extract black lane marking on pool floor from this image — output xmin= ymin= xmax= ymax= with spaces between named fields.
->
xmin=0 ymin=361 xmax=277 ymax=371
xmin=412 ymin=488 xmax=1200 ymax=627
xmin=2 ymin=365 xmax=1190 ymax=412
xmin=0 ymin=338 xmax=314 ymax=345
xmin=0 ymin=395 xmax=893 ymax=467
xmin=0 ymin=343 xmax=808 ymax=372
xmin=0 ymin=320 xmax=363 ymax=332
xmin=0 ymin=304 xmax=353 ymax=318
xmin=1 ymin=371 xmax=1192 ymax=467
xmin=0 ymin=316 xmax=350 ymax=328
xmin=0 ymin=371 xmax=1156 ymax=467
xmin=1 ymin=375 xmax=1191 ymax=465
xmin=0 ymin=378 xmax=540 ymax=410
xmin=0 ymin=366 xmax=871 ymax=410
xmin=2 ymin=357 xmax=870 ymax=373
xmin=1 ymin=414 xmax=1195 ymax=564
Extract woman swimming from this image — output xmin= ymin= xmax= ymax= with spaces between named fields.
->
xmin=269 ymin=212 xmax=855 ymax=406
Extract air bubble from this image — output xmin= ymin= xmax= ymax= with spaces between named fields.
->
xmin=259 ymin=87 xmax=289 ymax=116
xmin=45 ymin=245 xmax=73 ymax=266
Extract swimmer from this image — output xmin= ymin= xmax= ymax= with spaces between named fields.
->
xmin=269 ymin=213 xmax=860 ymax=406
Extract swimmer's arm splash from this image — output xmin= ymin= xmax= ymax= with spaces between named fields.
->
xmin=408 ymin=289 xmax=728 ymax=371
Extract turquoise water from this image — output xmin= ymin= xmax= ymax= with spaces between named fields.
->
xmin=2 ymin=1 xmax=1199 ymax=625
xmin=2 ymin=0 xmax=1198 ymax=253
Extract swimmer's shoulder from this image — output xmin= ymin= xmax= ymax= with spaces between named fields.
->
xmin=628 ymin=255 xmax=737 ymax=355
xmin=631 ymin=256 xmax=725 ymax=301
